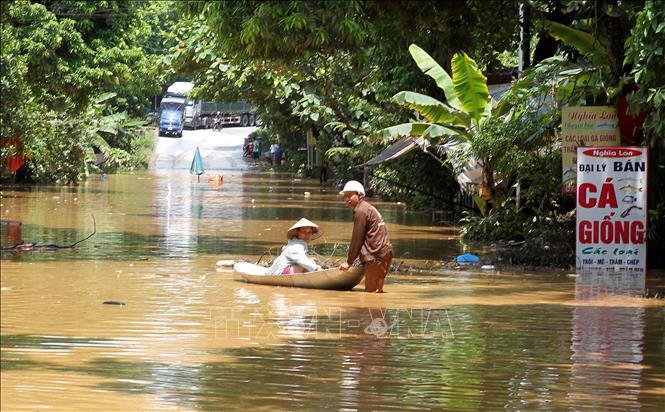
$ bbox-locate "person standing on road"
[213,112,222,130]
[275,144,284,166]
[339,180,393,293]
[320,158,329,184]
[270,142,278,164]
[253,138,260,160]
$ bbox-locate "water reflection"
[570,273,646,410]
[1,221,23,246]
[1,172,458,262]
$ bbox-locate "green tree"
[534,0,665,266]
[623,0,665,145]
[172,0,521,182]
[380,44,500,200]
[1,0,171,182]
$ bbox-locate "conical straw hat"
[286,218,322,240]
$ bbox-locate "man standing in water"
[339,180,393,292]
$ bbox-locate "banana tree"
[84,92,149,173]
[543,20,620,99]
[379,44,498,200]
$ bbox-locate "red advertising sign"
[576,146,648,275]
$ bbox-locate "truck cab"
[184,100,204,129]
[159,97,185,137]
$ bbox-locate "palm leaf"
[392,91,470,126]
[409,44,463,111]
[325,146,356,158]
[451,52,489,126]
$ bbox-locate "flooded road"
[1,148,664,410]
[152,127,257,170]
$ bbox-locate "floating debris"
[216,259,235,267]
[102,301,126,306]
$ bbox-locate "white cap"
[340,180,365,197]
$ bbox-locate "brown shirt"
[347,200,392,265]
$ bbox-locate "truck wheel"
[250,114,256,126]
[241,114,249,127]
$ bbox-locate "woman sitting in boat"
[268,218,323,275]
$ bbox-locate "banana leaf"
[93,92,117,104]
[408,44,463,111]
[422,124,470,142]
[544,20,610,68]
[392,91,470,126]
[376,122,432,142]
[451,52,489,126]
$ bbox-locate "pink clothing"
[282,266,293,275]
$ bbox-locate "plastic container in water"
[481,265,495,271]
[455,253,480,264]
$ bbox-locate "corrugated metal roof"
[356,137,429,167]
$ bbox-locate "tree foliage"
[523,0,664,266]
[380,45,501,202]
[3,0,661,266]
[1,0,171,182]
[172,0,521,194]
[623,0,665,145]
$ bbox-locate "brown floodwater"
[1,170,664,411]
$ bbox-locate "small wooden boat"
[233,262,365,291]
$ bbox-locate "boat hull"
[233,262,365,291]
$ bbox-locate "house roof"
[355,137,429,168]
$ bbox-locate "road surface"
[151,127,257,170]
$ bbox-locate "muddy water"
[1,171,664,411]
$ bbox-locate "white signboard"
[561,106,620,194]
[576,146,648,275]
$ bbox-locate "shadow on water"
[0,226,277,261]
[0,184,119,196]
[0,335,119,371]
[2,224,458,263]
